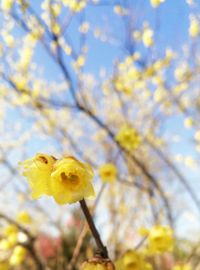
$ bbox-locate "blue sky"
[1,0,200,242]
[29,0,195,78]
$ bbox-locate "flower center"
[124,133,132,141]
[37,156,48,164]
[60,172,79,185]
[126,262,138,270]
[104,171,112,177]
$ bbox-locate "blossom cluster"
[20,154,95,204]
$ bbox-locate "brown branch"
[79,199,108,259]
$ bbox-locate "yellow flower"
[184,117,194,128]
[52,23,61,35]
[189,16,199,38]
[20,154,95,205]
[142,28,154,47]
[16,211,32,224]
[115,258,123,270]
[82,258,115,270]
[1,31,14,47]
[3,225,18,236]
[82,262,107,270]
[138,227,149,237]
[0,261,9,270]
[115,250,153,270]
[62,0,86,12]
[79,22,90,34]
[195,130,200,141]
[184,156,197,169]
[0,225,18,250]
[123,251,144,270]
[150,0,165,8]
[7,233,18,246]
[20,153,56,199]
[132,30,142,41]
[154,87,167,102]
[115,126,141,152]
[114,5,127,16]
[173,264,192,270]
[73,55,86,70]
[50,157,95,204]
[0,239,14,250]
[99,163,117,183]
[147,225,174,253]
[174,63,192,82]
[9,246,26,266]
[51,3,61,17]
[1,0,13,11]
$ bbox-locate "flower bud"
[82,256,115,270]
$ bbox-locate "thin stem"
[79,199,108,258]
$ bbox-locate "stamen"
[61,172,68,181]
[37,156,48,164]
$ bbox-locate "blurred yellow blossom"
[0,239,14,250]
[115,250,153,270]
[11,75,28,92]
[1,30,14,47]
[62,0,86,12]
[184,117,194,128]
[154,87,167,103]
[82,258,115,270]
[16,211,32,224]
[150,0,165,8]
[189,16,199,38]
[142,27,154,47]
[73,55,86,71]
[173,83,188,95]
[184,156,197,169]
[195,144,200,152]
[194,130,200,141]
[58,38,72,55]
[114,5,128,16]
[3,225,18,237]
[79,22,90,34]
[173,264,192,270]
[0,225,18,250]
[99,163,117,183]
[147,225,174,253]
[114,56,143,94]
[51,3,61,17]
[132,30,142,41]
[174,63,192,82]
[82,262,107,270]
[64,43,72,55]
[52,23,61,36]
[1,0,13,11]
[138,227,149,236]
[115,126,141,152]
[0,261,9,270]
[9,246,26,266]
[17,34,36,72]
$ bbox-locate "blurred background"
[0,0,200,269]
